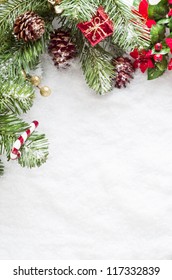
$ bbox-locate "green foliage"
[156,56,168,71]
[0,75,35,114]
[152,47,170,55]
[58,0,150,94]
[0,0,152,174]
[148,67,165,80]
[60,0,96,21]
[81,44,114,94]
[0,0,52,175]
[148,0,168,21]
[135,0,172,81]
[0,114,49,168]
[150,24,165,45]
[169,17,172,31]
[157,18,170,25]
[18,133,49,168]
[60,0,150,51]
[0,0,53,76]
[148,56,167,80]
[0,21,52,77]
[0,0,49,36]
[104,0,150,51]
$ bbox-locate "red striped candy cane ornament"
[10,121,39,160]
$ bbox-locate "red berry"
[154,43,162,51]
[153,54,163,62]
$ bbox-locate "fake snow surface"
[0,0,172,260]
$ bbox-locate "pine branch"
[0,78,35,115]
[18,134,49,168]
[0,21,52,77]
[80,44,114,94]
[0,0,49,36]
[0,33,14,53]
[60,0,98,21]
[54,23,114,94]
[60,0,150,51]
[0,114,49,169]
[0,114,27,155]
[103,0,150,51]
[0,0,53,77]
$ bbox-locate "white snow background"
[0,0,172,259]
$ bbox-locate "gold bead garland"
[22,70,52,97]
[30,75,51,97]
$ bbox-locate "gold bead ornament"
[29,75,51,97]
[40,86,51,97]
[30,76,41,86]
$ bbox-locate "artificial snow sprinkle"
[10,121,39,160]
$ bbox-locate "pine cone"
[48,29,77,68]
[13,11,45,42]
[112,57,135,89]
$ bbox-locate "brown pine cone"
[13,11,45,42]
[48,29,77,68]
[112,57,135,89]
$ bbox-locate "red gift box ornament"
[77,6,114,47]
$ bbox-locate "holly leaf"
[148,0,168,21]
[148,66,165,80]
[168,17,172,31]
[150,24,165,45]
[157,18,170,25]
[156,56,168,71]
[152,47,170,55]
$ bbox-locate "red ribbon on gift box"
[85,16,109,41]
[77,6,114,47]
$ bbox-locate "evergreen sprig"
[0,114,49,168]
[57,0,150,94]
[0,0,51,175]
[60,0,97,21]
[59,0,150,51]
[0,0,49,36]
[81,44,114,94]
[0,0,151,175]
[0,78,35,115]
[0,21,52,76]
[105,0,150,51]
[18,133,49,168]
